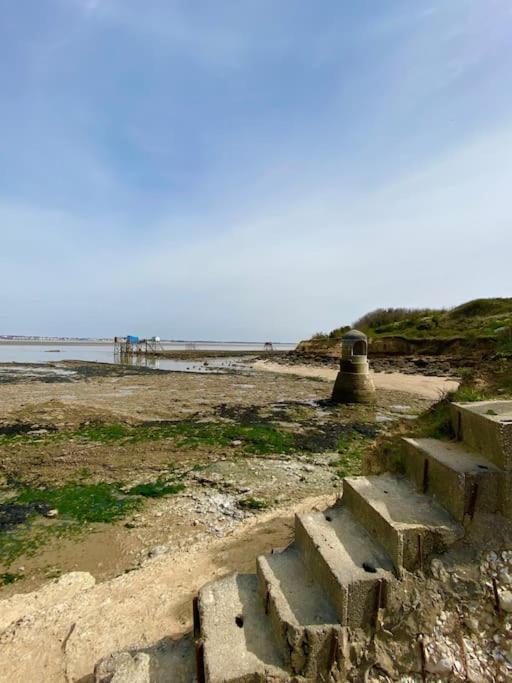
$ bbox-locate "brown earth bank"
[296,335,499,359]
[262,343,510,382]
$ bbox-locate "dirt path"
[251,360,459,399]
[0,494,334,683]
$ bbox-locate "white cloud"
[3,121,510,338]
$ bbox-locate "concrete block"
[197,574,288,683]
[451,401,512,471]
[401,437,501,521]
[295,506,393,628]
[343,475,463,573]
[256,546,339,677]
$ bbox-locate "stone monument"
[331,329,376,404]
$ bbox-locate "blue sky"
[1,0,511,340]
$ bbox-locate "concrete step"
[451,401,512,471]
[196,574,289,683]
[401,437,501,522]
[257,545,341,677]
[343,474,464,574]
[295,505,394,628]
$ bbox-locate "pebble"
[426,656,454,675]
[390,405,413,414]
[148,545,168,558]
[466,616,479,633]
[499,590,512,613]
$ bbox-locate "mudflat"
[0,360,436,599]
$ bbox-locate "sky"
[1,0,511,341]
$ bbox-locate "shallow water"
[0,343,295,374]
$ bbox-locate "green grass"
[238,497,269,510]
[412,399,454,439]
[330,429,367,478]
[0,522,83,566]
[0,476,186,566]
[127,480,185,498]
[307,297,512,343]
[452,386,487,402]
[0,420,298,455]
[15,483,141,523]
[496,339,512,358]
[500,376,512,394]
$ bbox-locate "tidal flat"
[0,360,431,596]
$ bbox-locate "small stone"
[500,570,512,585]
[230,440,242,447]
[499,590,512,613]
[467,663,488,683]
[390,405,413,414]
[148,545,167,558]
[465,616,479,633]
[431,558,450,582]
[426,656,454,675]
[45,509,59,518]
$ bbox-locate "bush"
[352,307,441,331]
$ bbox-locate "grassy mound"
[308,297,512,344]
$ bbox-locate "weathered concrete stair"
[343,473,463,574]
[194,401,512,682]
[451,401,512,518]
[451,401,512,471]
[295,506,393,627]
[195,482,463,681]
[197,574,289,683]
[401,437,501,521]
[256,545,341,678]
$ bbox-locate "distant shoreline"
[0,339,296,348]
[0,340,112,346]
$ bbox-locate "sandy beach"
[250,359,460,399]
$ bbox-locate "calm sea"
[0,342,296,373]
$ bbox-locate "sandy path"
[251,360,459,400]
[0,493,334,683]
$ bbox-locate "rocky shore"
[267,348,479,378]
